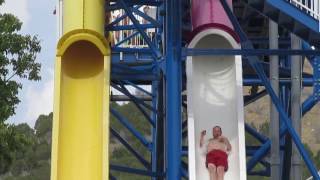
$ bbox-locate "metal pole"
[152,79,158,180]
[269,20,281,180]
[165,0,182,179]
[291,33,302,180]
[156,75,165,180]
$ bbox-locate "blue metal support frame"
[131,7,161,27]
[110,108,152,150]
[110,173,116,180]
[243,78,314,86]
[107,0,320,178]
[302,95,318,115]
[111,83,156,126]
[110,127,151,169]
[124,80,153,97]
[108,0,163,10]
[313,56,320,101]
[244,90,268,106]
[110,164,163,177]
[118,0,162,59]
[114,31,140,47]
[118,82,155,111]
[266,0,319,33]
[107,0,165,179]
[151,77,159,180]
[185,48,320,56]
[110,24,157,31]
[245,123,268,143]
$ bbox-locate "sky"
[0,0,56,126]
[0,0,151,127]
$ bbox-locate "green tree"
[34,113,52,143]
[0,0,41,175]
[1,113,53,179]
[0,0,41,123]
[0,123,31,174]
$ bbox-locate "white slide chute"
[187,28,247,180]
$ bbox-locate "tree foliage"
[0,0,41,122]
[0,1,41,176]
[0,113,52,180]
[0,123,31,174]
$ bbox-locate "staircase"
[241,0,320,48]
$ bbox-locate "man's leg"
[208,163,217,180]
[216,166,225,180]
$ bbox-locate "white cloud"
[24,68,54,126]
[0,0,30,28]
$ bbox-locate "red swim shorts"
[206,149,228,171]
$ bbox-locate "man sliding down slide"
[200,126,232,180]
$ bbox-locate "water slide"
[187,0,247,179]
[51,0,110,180]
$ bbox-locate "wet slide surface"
[187,29,247,180]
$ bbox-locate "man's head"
[212,126,222,138]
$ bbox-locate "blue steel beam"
[114,31,140,47]
[110,24,158,31]
[107,1,163,179]
[185,48,320,56]
[118,82,156,111]
[112,63,154,73]
[245,123,268,143]
[248,170,270,176]
[244,90,268,106]
[112,47,153,53]
[220,0,320,178]
[266,0,319,33]
[302,42,320,102]
[111,55,154,63]
[108,0,163,11]
[124,80,153,97]
[246,95,314,175]
[110,174,117,180]
[110,127,151,169]
[110,164,163,177]
[111,74,158,81]
[165,0,182,179]
[243,78,314,86]
[131,8,161,27]
[151,79,159,180]
[111,69,156,76]
[110,108,152,150]
[111,83,156,125]
[118,0,162,59]
[181,167,189,179]
[106,13,127,29]
[313,57,320,101]
[302,95,318,116]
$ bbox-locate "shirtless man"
[200,126,231,180]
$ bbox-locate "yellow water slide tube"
[51,0,110,180]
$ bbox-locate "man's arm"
[225,138,232,152]
[200,130,206,147]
